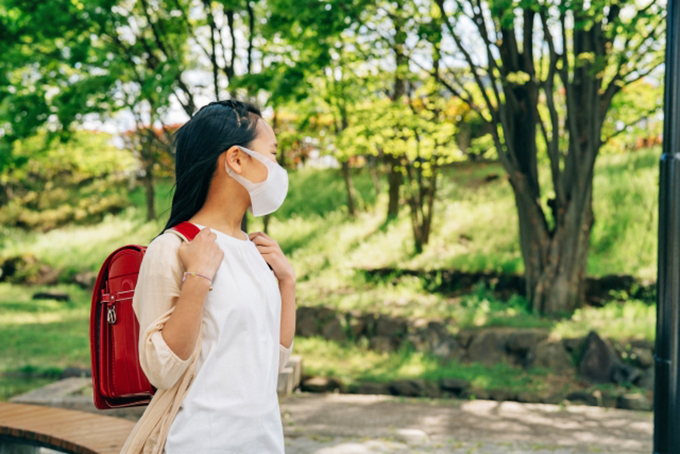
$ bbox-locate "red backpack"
[89,221,200,409]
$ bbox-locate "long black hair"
[154,99,262,240]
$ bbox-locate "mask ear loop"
[225,146,271,192]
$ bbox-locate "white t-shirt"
[163,223,287,453]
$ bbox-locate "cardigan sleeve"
[278,340,294,373]
[132,232,195,390]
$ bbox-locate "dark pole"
[655,1,680,452]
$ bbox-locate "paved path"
[279,393,653,453]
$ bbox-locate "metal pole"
[655,0,680,452]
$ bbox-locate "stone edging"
[295,305,654,411]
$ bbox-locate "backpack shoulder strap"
[165,221,201,243]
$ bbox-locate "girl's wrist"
[278,275,296,287]
[182,271,214,291]
[181,274,213,294]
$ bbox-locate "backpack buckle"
[107,294,117,324]
[107,305,117,324]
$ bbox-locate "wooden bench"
[0,402,135,454]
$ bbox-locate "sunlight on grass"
[0,283,91,378]
[1,208,167,280]
[554,299,656,341]
[293,336,553,394]
[590,150,659,280]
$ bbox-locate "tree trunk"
[405,160,438,254]
[241,215,249,234]
[263,213,269,234]
[515,181,594,316]
[386,155,402,219]
[341,160,356,216]
[422,171,437,245]
[143,164,156,221]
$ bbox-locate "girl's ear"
[224,146,243,174]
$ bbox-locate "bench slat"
[0,402,136,454]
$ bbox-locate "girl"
[121,99,296,454]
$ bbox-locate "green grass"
[0,147,662,400]
[293,335,556,396]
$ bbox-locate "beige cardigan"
[119,228,294,454]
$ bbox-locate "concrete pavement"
[279,392,652,453]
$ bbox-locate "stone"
[611,363,644,385]
[638,367,655,392]
[284,355,303,390]
[9,377,91,402]
[540,393,565,405]
[360,313,380,336]
[566,391,600,406]
[347,381,391,395]
[32,291,70,302]
[321,315,347,342]
[375,315,408,338]
[516,391,542,403]
[301,376,343,393]
[295,306,321,337]
[579,331,619,383]
[422,380,442,398]
[419,322,449,350]
[562,337,586,354]
[277,366,295,395]
[411,317,429,330]
[0,253,39,283]
[506,329,549,355]
[431,337,464,361]
[369,336,393,353]
[73,270,97,289]
[488,389,516,402]
[599,389,620,408]
[527,339,574,372]
[466,329,510,366]
[618,393,652,411]
[389,379,425,397]
[456,329,475,349]
[405,332,428,352]
[347,310,366,338]
[438,377,471,394]
[629,347,654,369]
[61,367,91,379]
[461,388,490,400]
[585,274,637,306]
[31,264,61,285]
[630,339,655,351]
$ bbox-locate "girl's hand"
[249,232,295,284]
[178,227,224,279]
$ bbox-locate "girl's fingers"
[254,246,278,254]
[251,236,274,246]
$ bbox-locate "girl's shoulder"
[143,231,184,266]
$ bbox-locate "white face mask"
[225,145,289,217]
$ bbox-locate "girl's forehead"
[256,117,276,140]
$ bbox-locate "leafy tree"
[352,0,432,219]
[0,130,133,231]
[600,78,663,153]
[1,0,271,224]
[343,84,460,252]
[238,0,373,217]
[428,0,665,315]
